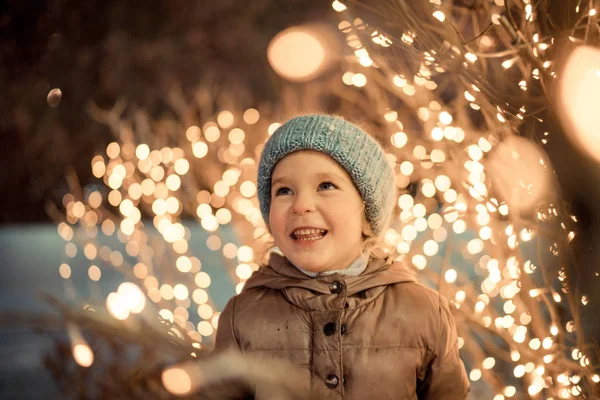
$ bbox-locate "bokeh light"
[268,27,328,81]
[558,45,600,163]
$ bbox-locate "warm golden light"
[243,108,260,124]
[268,27,328,82]
[176,256,192,273]
[197,304,214,319]
[332,0,347,11]
[174,159,190,175]
[236,263,253,279]
[558,45,600,163]
[136,144,150,160]
[268,123,281,135]
[173,284,189,300]
[106,142,120,159]
[488,136,549,212]
[352,73,367,87]
[192,141,208,158]
[106,292,130,320]
[236,282,245,294]
[162,366,193,396]
[469,368,481,381]
[185,126,201,142]
[88,191,103,208]
[197,320,214,336]
[73,344,94,367]
[59,263,71,279]
[68,323,94,367]
[215,208,232,224]
[432,11,446,22]
[201,215,218,232]
[193,289,209,305]
[228,128,245,144]
[206,235,222,251]
[237,245,254,262]
[88,265,101,281]
[117,282,146,314]
[217,111,235,129]
[391,132,408,148]
[160,284,174,301]
[195,272,211,288]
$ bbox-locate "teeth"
[293,228,326,236]
[296,235,324,241]
[292,228,327,241]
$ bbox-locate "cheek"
[269,209,282,228]
[269,205,288,233]
[327,207,363,233]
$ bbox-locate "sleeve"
[417,295,470,400]
[199,296,252,399]
[214,296,240,352]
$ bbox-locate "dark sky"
[0,0,332,223]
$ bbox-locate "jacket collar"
[243,252,417,297]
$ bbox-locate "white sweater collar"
[292,252,370,278]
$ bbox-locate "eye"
[275,187,292,196]
[318,181,337,191]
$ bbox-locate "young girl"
[215,114,470,399]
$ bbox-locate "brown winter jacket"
[214,252,470,399]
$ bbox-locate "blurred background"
[1,0,600,398]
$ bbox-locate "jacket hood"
[243,252,417,296]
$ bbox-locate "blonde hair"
[360,204,394,260]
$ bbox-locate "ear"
[361,212,371,237]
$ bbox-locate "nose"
[291,192,316,215]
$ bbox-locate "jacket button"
[325,374,339,389]
[323,322,336,336]
[341,323,346,335]
[329,281,342,294]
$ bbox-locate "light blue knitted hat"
[257,114,396,236]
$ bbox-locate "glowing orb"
[117,282,146,314]
[162,361,203,396]
[73,344,94,367]
[557,45,600,163]
[267,27,327,82]
[162,367,193,396]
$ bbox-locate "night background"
[1,0,600,398]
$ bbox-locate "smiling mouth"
[290,229,328,241]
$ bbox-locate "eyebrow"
[271,172,348,187]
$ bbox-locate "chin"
[288,255,328,272]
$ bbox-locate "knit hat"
[257,114,396,236]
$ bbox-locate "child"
[215,114,470,399]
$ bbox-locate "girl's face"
[269,150,366,273]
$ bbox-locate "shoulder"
[382,281,450,331]
[386,280,444,308]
